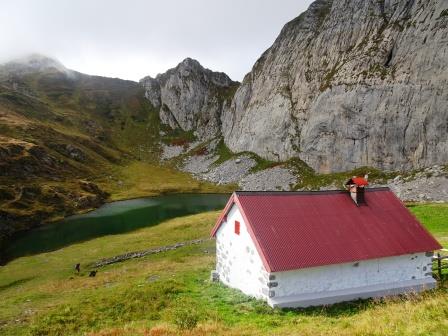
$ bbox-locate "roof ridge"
[235,187,390,196]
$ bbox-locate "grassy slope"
[0,204,447,336]
[99,161,233,201]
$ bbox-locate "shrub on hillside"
[172,305,199,330]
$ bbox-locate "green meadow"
[0,204,447,336]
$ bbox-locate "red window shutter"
[234,220,240,235]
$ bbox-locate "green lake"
[3,193,229,264]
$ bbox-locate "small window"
[234,220,240,235]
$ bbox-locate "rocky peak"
[156,57,235,88]
[140,58,238,139]
[278,0,332,35]
[176,57,202,71]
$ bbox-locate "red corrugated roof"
[211,188,441,272]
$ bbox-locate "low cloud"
[0,0,313,81]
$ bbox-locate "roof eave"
[210,192,236,237]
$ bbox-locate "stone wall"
[270,252,433,298]
[215,204,269,299]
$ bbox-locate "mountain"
[0,54,239,251]
[0,53,71,77]
[140,58,238,139]
[2,0,448,247]
[220,0,448,173]
[0,54,159,249]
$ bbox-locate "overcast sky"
[0,0,313,81]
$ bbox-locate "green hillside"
[0,62,228,249]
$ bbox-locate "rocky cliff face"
[221,0,448,173]
[140,58,238,139]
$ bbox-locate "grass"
[409,203,448,246]
[97,161,233,201]
[212,138,280,173]
[160,127,196,148]
[214,138,235,165]
[0,204,447,335]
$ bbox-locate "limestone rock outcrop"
[221,0,448,172]
[140,58,239,139]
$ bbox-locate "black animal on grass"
[89,270,97,277]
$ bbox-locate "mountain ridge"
[134,0,448,174]
[0,53,237,250]
[0,55,158,249]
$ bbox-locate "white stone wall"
[215,204,268,299]
[270,252,434,298]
